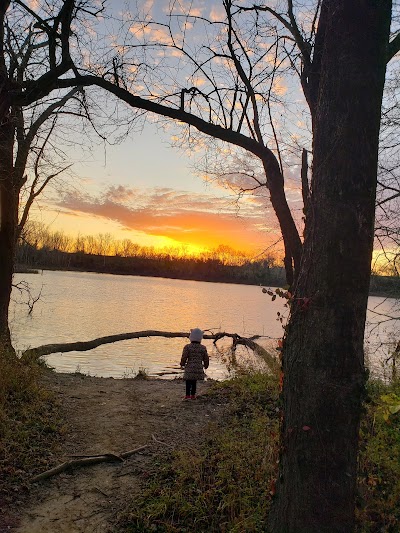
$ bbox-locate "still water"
[10,270,398,379]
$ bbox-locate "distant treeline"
[16,243,286,286]
[369,274,400,298]
[15,224,400,295]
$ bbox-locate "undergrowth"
[117,371,280,532]
[117,371,400,533]
[2,350,398,532]
[0,353,63,504]
[357,379,400,532]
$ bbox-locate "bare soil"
[11,372,225,533]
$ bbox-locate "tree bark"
[0,0,15,355]
[0,119,17,356]
[269,1,392,531]
[261,156,303,288]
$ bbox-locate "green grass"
[356,379,400,532]
[0,353,63,499]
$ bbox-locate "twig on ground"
[93,487,110,498]
[151,434,173,448]
[31,445,150,483]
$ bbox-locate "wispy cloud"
[54,185,277,251]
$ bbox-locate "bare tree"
[375,63,400,278]
[3,1,400,528]
[46,0,305,285]
[0,0,109,354]
[46,1,397,529]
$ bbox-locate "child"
[180,328,209,400]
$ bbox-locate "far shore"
[14,264,400,298]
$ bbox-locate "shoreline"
[14,265,400,298]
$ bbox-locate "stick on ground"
[31,445,150,483]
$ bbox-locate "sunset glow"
[36,205,279,257]
[33,175,283,259]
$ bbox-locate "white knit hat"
[189,328,203,342]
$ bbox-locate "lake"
[10,270,398,380]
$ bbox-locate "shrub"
[117,371,279,532]
[357,379,400,532]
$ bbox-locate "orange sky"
[29,116,308,259]
[37,182,292,256]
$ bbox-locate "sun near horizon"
[27,206,398,272]
[30,199,281,262]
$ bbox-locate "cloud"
[105,185,137,202]
[164,1,204,17]
[209,5,225,22]
[54,185,277,252]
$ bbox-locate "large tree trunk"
[269,1,391,531]
[0,0,16,356]
[0,119,17,356]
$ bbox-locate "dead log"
[31,445,149,483]
[21,330,279,373]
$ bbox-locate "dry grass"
[117,371,280,532]
[117,371,400,533]
[0,354,63,508]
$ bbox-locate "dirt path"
[15,372,224,533]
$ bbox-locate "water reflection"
[10,270,398,379]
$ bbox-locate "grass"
[0,353,63,504]
[116,370,400,533]
[117,371,280,532]
[357,379,400,532]
[1,349,399,532]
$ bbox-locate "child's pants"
[186,380,197,396]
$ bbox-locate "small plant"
[357,379,400,531]
[122,367,137,379]
[72,365,91,378]
[378,393,400,422]
[385,340,400,382]
[134,367,149,380]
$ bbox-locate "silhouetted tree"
[54,1,396,529]
[5,1,400,528]
[0,1,106,354]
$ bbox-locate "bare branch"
[14,86,81,185]
[387,32,400,62]
[31,445,149,483]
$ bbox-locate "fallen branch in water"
[31,445,149,483]
[21,330,279,373]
